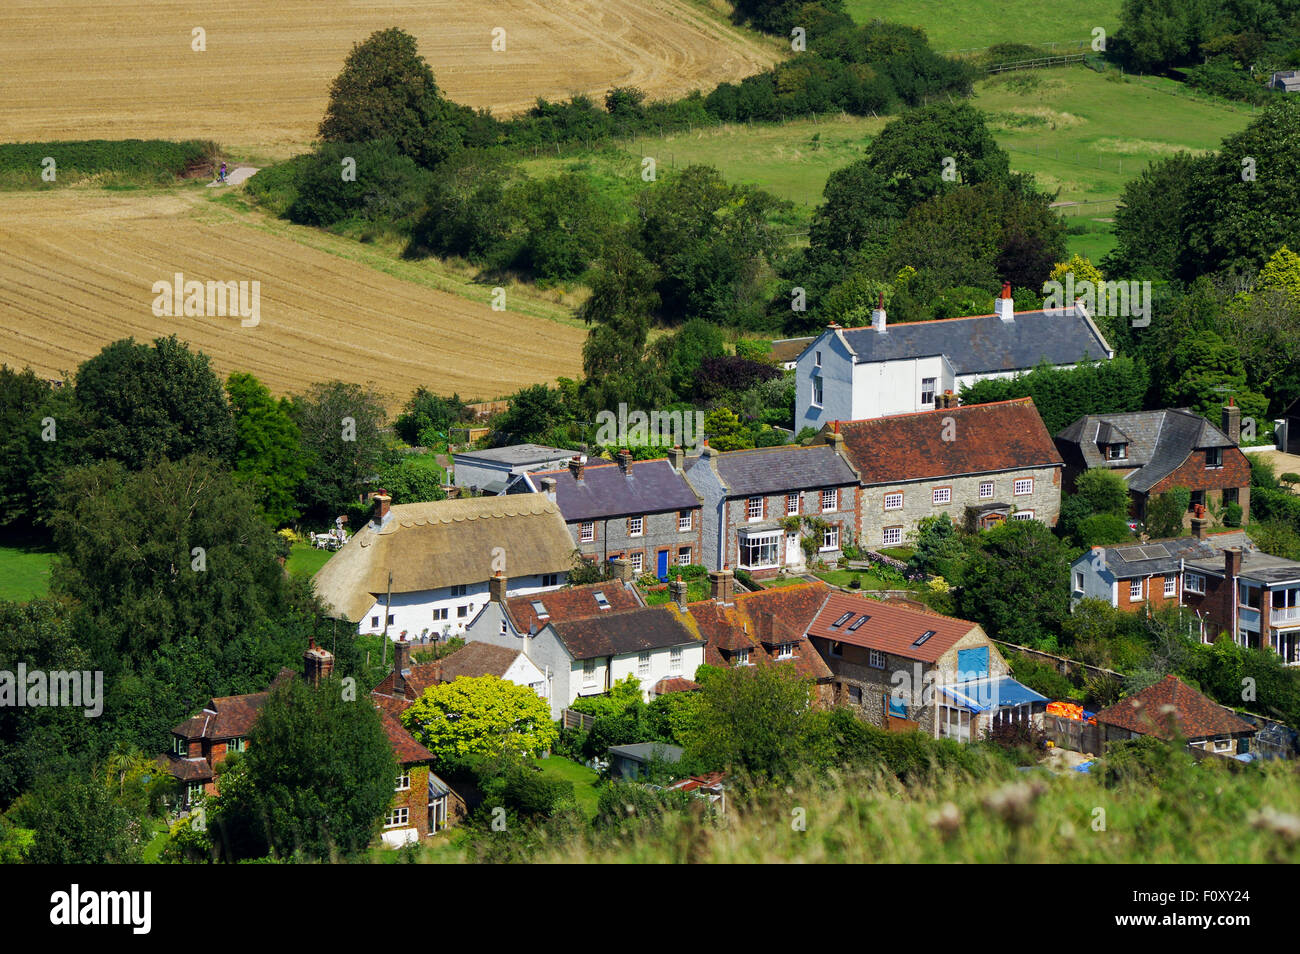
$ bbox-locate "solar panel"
[912,630,936,646]
[831,612,854,628]
[847,614,871,632]
[1116,547,1147,561]
[1140,545,1169,560]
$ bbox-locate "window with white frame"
[1129,579,1143,601]
[921,377,936,405]
[1010,510,1035,521]
[638,652,651,678]
[173,736,186,756]
[580,521,594,542]
[630,552,643,573]
[457,605,469,618]
[396,771,410,791]
[187,781,204,803]
[628,516,643,537]
[1074,571,1084,593]
[583,658,597,686]
[979,481,994,499]
[1206,448,1223,468]
[822,488,838,512]
[1164,575,1177,597]
[1185,573,1206,595]
[735,648,750,666]
[821,525,840,551]
[432,607,449,621]
[678,510,692,531]
[868,649,886,669]
[932,487,951,505]
[940,706,971,743]
[740,530,780,569]
[677,546,691,566]
[815,350,822,368]
[786,492,800,515]
[747,496,764,521]
[385,807,410,829]
[812,377,823,407]
[1013,478,1034,496]
[670,647,683,673]
[1213,736,1233,752]
[884,492,903,511]
[882,526,902,546]
[770,642,790,660]
[227,738,246,754]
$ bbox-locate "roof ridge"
[840,307,1074,332]
[837,397,1034,426]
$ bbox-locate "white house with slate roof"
[795,285,1114,432]
[451,444,575,495]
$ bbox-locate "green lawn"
[844,0,1122,52]
[535,756,602,819]
[0,544,54,601]
[286,541,334,578]
[814,568,906,590]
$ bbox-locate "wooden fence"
[987,53,1087,74]
[561,709,596,732]
[1044,714,1103,755]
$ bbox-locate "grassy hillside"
[844,0,1122,52]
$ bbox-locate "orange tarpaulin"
[1046,701,1096,724]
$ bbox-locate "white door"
[785,532,801,568]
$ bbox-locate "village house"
[1054,404,1251,525]
[770,336,816,371]
[463,575,704,718]
[804,593,1047,741]
[820,398,1064,547]
[794,285,1113,431]
[1095,675,1256,756]
[677,570,836,705]
[511,449,703,578]
[371,637,549,710]
[451,443,574,495]
[310,492,576,640]
[159,643,461,847]
[683,441,861,577]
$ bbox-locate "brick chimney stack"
[304,639,335,688]
[1222,398,1241,445]
[1191,503,1208,540]
[872,291,887,334]
[617,448,633,474]
[394,635,411,677]
[568,455,584,481]
[489,571,508,603]
[611,556,634,583]
[539,476,557,503]
[668,445,685,472]
[709,567,736,604]
[372,491,391,522]
[996,282,1015,322]
[670,578,689,610]
[1224,546,1243,582]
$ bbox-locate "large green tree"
[402,676,557,762]
[72,336,234,470]
[0,366,74,531]
[16,772,142,864]
[290,380,387,519]
[226,372,305,527]
[958,520,1071,648]
[242,677,397,859]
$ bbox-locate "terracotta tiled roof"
[653,676,700,694]
[1095,675,1255,741]
[156,753,213,782]
[806,592,978,664]
[377,708,435,766]
[685,582,835,680]
[505,581,643,632]
[830,399,1062,485]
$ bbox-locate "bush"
[284,140,431,229]
[0,138,217,188]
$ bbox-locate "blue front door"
[657,549,669,582]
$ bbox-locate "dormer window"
[173,736,186,756]
[1106,443,1127,461]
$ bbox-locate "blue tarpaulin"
[940,676,1049,713]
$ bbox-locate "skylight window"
[593,591,610,610]
[831,612,854,628]
[531,600,549,620]
[847,615,870,632]
[912,630,936,647]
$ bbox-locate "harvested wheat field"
[0,0,776,158]
[0,189,586,408]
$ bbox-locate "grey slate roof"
[608,742,684,763]
[708,444,859,497]
[529,458,700,521]
[1055,409,1237,494]
[1085,531,1251,579]
[550,605,699,660]
[456,443,572,466]
[1185,546,1300,586]
[838,307,1111,374]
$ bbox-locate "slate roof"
[530,458,700,521]
[830,399,1062,485]
[1096,675,1255,741]
[550,605,700,660]
[1055,409,1238,494]
[1081,531,1252,580]
[708,444,859,497]
[837,306,1111,374]
[505,581,644,632]
[455,444,573,466]
[1183,546,1300,586]
[311,493,576,621]
[684,582,835,680]
[806,592,979,664]
[609,742,684,763]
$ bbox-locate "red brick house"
[1055,405,1251,526]
[1095,674,1255,755]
